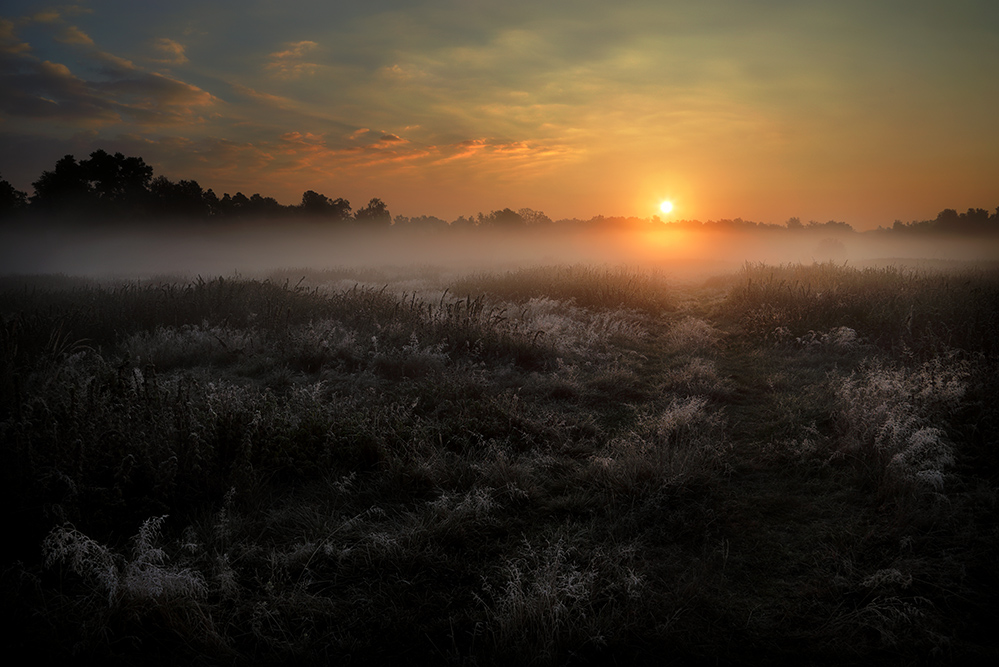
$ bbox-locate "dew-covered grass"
[1,262,996,664]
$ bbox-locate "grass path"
[628,300,925,663]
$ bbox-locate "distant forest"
[2,149,997,236]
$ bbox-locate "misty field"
[1,262,997,665]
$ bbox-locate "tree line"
[0,150,391,227]
[1,149,997,236]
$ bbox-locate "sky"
[1,0,997,228]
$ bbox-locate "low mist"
[2,219,997,282]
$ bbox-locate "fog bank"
[2,220,997,281]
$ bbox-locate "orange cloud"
[56,25,93,46]
[149,38,188,65]
[432,138,573,169]
[29,11,61,23]
[0,18,30,54]
[230,83,300,110]
[265,40,320,79]
[152,131,574,204]
[0,44,215,127]
[93,51,138,72]
[379,63,427,82]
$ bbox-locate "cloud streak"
[55,25,93,46]
[0,16,214,127]
[266,40,320,79]
[149,38,188,65]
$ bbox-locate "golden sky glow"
[1,1,997,228]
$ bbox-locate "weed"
[42,515,207,607]
[835,357,968,488]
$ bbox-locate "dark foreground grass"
[1,262,997,665]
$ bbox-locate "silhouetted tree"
[354,197,391,227]
[216,192,252,219]
[450,215,476,231]
[247,193,284,217]
[880,208,999,235]
[31,155,91,212]
[80,149,153,216]
[806,219,854,233]
[301,190,331,215]
[298,190,351,221]
[30,151,156,219]
[203,188,220,217]
[149,176,209,218]
[0,174,28,220]
[940,207,994,234]
[481,208,525,229]
[935,209,959,227]
[518,208,553,227]
[329,197,352,220]
[217,193,235,217]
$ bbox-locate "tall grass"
[834,356,969,495]
[2,264,996,664]
[722,262,999,356]
[477,531,646,664]
[450,264,676,314]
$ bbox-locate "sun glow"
[659,200,673,215]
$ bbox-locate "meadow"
[1,261,997,665]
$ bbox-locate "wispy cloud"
[149,38,188,65]
[0,18,30,54]
[265,40,320,79]
[55,25,93,46]
[0,20,214,127]
[230,83,298,110]
[28,10,61,24]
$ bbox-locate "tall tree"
[329,197,352,221]
[31,155,91,212]
[80,149,153,216]
[517,208,552,228]
[354,198,390,227]
[300,190,333,217]
[247,193,284,217]
[481,208,525,229]
[0,174,28,220]
[149,176,209,218]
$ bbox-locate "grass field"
[1,261,997,665]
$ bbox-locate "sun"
[659,200,674,214]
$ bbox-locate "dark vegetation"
[2,150,997,238]
[1,261,997,664]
